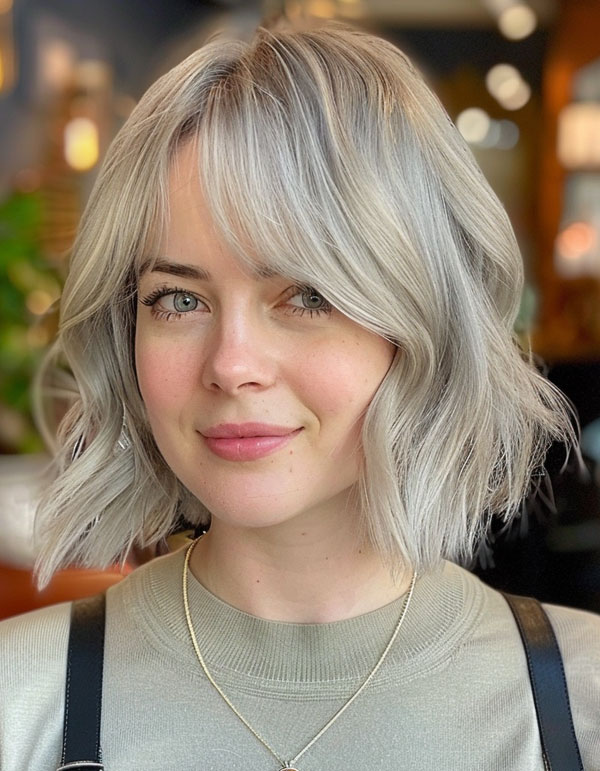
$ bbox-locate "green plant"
[0,191,62,453]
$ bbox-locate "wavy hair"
[33,19,576,588]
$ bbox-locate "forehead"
[170,139,201,183]
[138,141,279,281]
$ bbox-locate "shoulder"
[0,600,71,697]
[454,564,600,671]
[444,562,600,650]
[451,565,600,764]
[543,600,600,661]
[0,602,72,768]
[542,601,600,762]
[0,602,71,658]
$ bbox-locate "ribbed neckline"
[130,545,483,692]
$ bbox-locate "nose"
[201,310,277,395]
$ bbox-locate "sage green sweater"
[1,546,599,770]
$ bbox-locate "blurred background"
[0,0,599,618]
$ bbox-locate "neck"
[188,513,411,623]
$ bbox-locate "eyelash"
[139,284,332,322]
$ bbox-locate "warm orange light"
[64,118,99,171]
[0,0,13,13]
[557,103,600,169]
[26,290,54,316]
[41,40,76,91]
[555,222,597,261]
[305,0,335,18]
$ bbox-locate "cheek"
[135,332,193,414]
[298,335,395,418]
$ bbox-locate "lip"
[200,423,303,462]
[202,423,299,439]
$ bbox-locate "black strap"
[503,593,584,771]
[58,593,106,771]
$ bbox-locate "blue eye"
[140,286,203,320]
[300,289,328,310]
[171,293,198,312]
[285,287,332,317]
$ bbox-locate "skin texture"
[135,142,409,622]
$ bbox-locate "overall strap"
[57,593,106,771]
[502,592,584,771]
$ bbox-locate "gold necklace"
[182,537,417,771]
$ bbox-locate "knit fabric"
[1,545,599,770]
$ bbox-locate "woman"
[1,19,598,771]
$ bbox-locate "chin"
[188,490,291,525]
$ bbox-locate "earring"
[117,409,132,451]
[71,433,85,462]
[70,407,131,461]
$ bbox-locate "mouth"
[200,424,303,462]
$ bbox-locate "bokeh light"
[25,290,54,316]
[555,222,598,261]
[499,80,531,110]
[456,109,520,151]
[40,40,76,92]
[498,4,537,40]
[64,117,99,171]
[305,0,336,18]
[486,64,520,100]
[558,103,600,169]
[456,108,491,144]
[486,63,531,111]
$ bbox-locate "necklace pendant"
[280,766,299,771]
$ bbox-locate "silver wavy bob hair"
[33,19,576,588]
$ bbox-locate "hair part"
[33,19,576,588]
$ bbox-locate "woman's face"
[135,142,395,534]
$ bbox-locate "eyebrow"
[139,258,278,281]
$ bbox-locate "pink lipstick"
[201,423,302,461]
